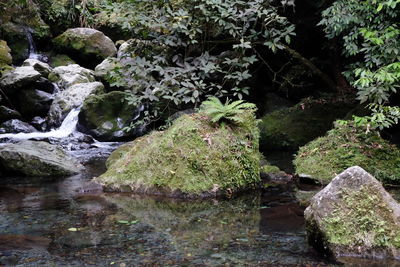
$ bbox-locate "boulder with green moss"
[294,123,400,185]
[78,91,141,141]
[259,99,353,151]
[54,28,117,68]
[95,111,260,198]
[49,54,76,68]
[305,166,400,259]
[0,40,12,66]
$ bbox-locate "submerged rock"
[78,91,141,141]
[305,166,400,260]
[259,98,353,151]
[54,28,117,68]
[96,111,260,198]
[0,66,42,89]
[49,64,95,89]
[0,141,83,177]
[294,122,400,185]
[0,119,37,133]
[48,82,104,126]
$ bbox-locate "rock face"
[259,99,353,151]
[78,91,140,141]
[0,106,21,123]
[49,64,95,88]
[48,82,104,126]
[0,66,41,89]
[294,123,400,185]
[17,89,53,118]
[0,119,37,133]
[0,141,83,177]
[95,110,260,198]
[305,166,400,259]
[54,28,117,68]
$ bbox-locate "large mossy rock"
[54,28,117,68]
[78,91,139,141]
[96,111,261,198]
[0,141,83,177]
[305,166,400,259]
[0,40,12,66]
[48,82,104,126]
[259,99,353,151]
[294,123,400,185]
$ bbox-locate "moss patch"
[259,98,353,151]
[97,111,260,198]
[294,123,400,185]
[0,40,12,65]
[323,185,400,249]
[50,54,75,67]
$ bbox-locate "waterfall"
[0,108,81,141]
[25,27,48,62]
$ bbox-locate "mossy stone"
[259,98,353,151]
[96,111,261,198]
[49,54,76,67]
[78,91,139,141]
[0,40,12,65]
[294,122,400,185]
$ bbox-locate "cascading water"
[0,108,81,140]
[25,27,47,62]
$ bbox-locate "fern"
[200,97,256,124]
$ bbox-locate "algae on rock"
[96,110,260,198]
[294,122,400,185]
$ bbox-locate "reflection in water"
[0,162,399,266]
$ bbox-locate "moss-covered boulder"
[305,166,400,259]
[78,91,140,141]
[294,123,400,185]
[95,111,260,198]
[0,141,83,177]
[259,99,353,151]
[49,54,76,68]
[54,28,117,68]
[0,40,12,66]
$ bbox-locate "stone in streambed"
[0,141,83,177]
[305,166,400,260]
[0,119,37,133]
[0,66,41,89]
[0,106,22,123]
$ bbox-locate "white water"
[0,108,81,140]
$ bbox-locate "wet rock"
[0,141,83,177]
[32,77,56,94]
[260,164,293,184]
[22,58,52,77]
[96,110,260,198]
[305,166,400,260]
[294,122,400,185]
[49,64,95,89]
[0,66,42,90]
[48,82,104,126]
[30,116,47,131]
[0,119,37,133]
[17,89,53,118]
[54,28,117,68]
[259,98,353,151]
[0,106,22,123]
[78,91,141,141]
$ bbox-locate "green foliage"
[319,0,400,129]
[100,0,295,127]
[294,122,400,185]
[200,97,256,124]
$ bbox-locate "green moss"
[323,185,400,249]
[294,122,400,185]
[98,111,261,197]
[260,164,281,174]
[259,98,353,151]
[0,40,12,65]
[50,54,75,67]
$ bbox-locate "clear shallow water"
[0,159,400,266]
